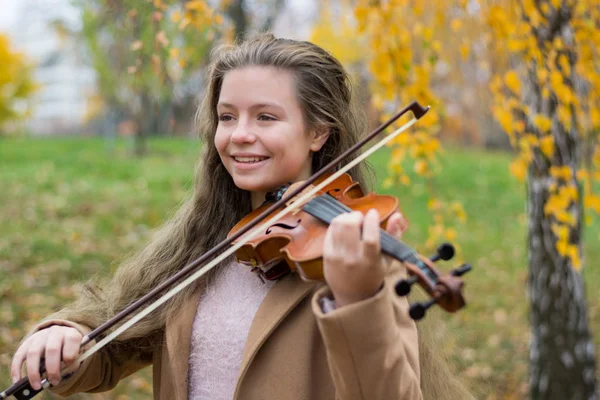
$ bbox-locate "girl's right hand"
[10,326,83,390]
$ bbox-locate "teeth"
[234,156,267,163]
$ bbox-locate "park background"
[1,0,599,399]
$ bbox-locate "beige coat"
[37,266,422,400]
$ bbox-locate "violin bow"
[2,102,428,400]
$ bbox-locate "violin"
[229,172,471,320]
[2,101,472,399]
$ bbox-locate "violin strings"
[307,194,438,284]
[309,195,414,261]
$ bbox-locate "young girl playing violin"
[10,34,472,400]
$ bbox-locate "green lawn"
[1,137,598,399]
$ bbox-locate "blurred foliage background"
[1,0,599,398]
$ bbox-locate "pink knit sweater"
[187,261,275,399]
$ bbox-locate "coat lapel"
[165,289,202,400]
[234,272,318,398]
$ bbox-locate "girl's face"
[215,66,329,208]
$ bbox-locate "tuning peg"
[430,242,455,262]
[395,276,418,296]
[451,263,472,277]
[409,298,438,320]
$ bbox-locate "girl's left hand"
[323,209,408,308]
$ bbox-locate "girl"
[10,34,472,400]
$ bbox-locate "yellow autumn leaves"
[309,4,364,67]
[487,0,600,270]
[0,33,37,134]
[426,199,467,250]
[345,1,464,252]
[171,0,224,31]
[312,0,600,264]
[168,1,225,68]
[546,166,581,268]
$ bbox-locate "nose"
[230,119,257,145]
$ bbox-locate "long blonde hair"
[46,33,471,399]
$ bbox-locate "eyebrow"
[217,102,283,110]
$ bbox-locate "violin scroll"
[395,241,473,320]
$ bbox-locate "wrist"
[332,283,384,308]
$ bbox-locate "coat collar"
[165,270,317,400]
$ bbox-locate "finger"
[62,329,82,367]
[385,212,401,237]
[386,212,408,238]
[362,209,381,259]
[330,211,363,254]
[45,329,64,386]
[26,337,47,390]
[11,340,30,383]
[398,212,409,234]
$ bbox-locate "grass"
[0,137,598,399]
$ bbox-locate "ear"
[309,125,331,152]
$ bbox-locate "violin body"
[228,173,399,281]
[228,172,471,318]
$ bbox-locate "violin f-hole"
[266,219,302,234]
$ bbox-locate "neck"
[251,191,267,210]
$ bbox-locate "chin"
[232,176,278,192]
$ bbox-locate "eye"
[218,114,234,122]
[258,114,277,121]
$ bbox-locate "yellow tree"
[352,0,599,398]
[487,0,599,398]
[309,2,387,131]
[71,0,223,154]
[0,33,37,136]
[350,0,467,258]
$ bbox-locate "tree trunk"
[133,93,151,157]
[528,174,597,399]
[526,2,597,399]
[227,0,247,41]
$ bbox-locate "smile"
[233,156,269,163]
[231,156,270,170]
